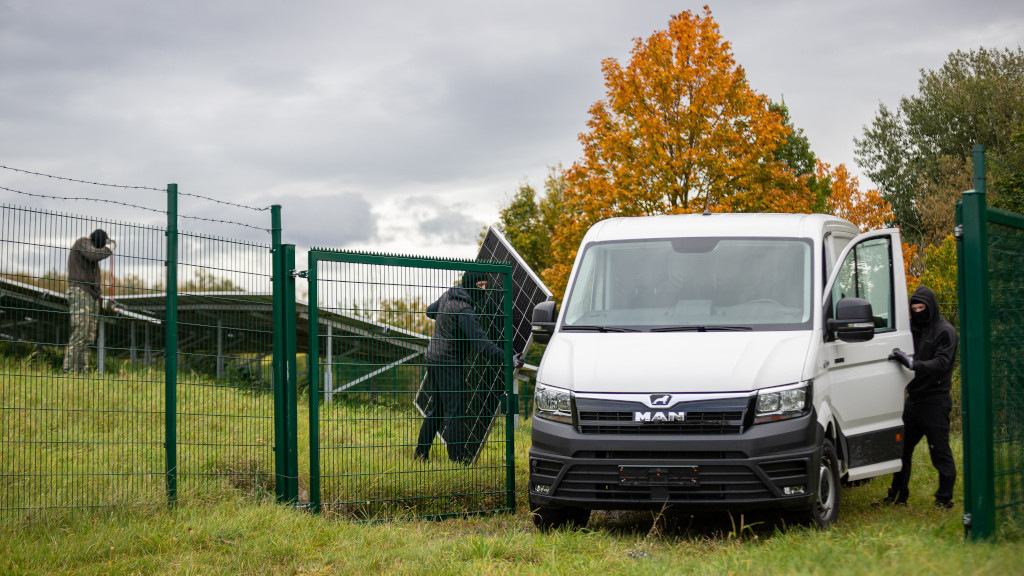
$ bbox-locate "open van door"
[821,228,913,481]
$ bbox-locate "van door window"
[831,236,894,332]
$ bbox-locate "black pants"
[888,397,957,503]
[415,363,469,463]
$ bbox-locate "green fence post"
[271,206,291,503]
[307,253,321,514]
[165,183,179,506]
[503,270,516,511]
[956,200,970,540]
[961,144,994,540]
[282,244,299,504]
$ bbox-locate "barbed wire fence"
[0,164,281,513]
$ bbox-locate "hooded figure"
[885,285,959,508]
[415,271,503,464]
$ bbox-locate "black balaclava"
[910,285,939,328]
[90,229,108,249]
[460,271,488,305]
[461,271,487,290]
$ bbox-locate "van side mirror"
[532,300,557,345]
[827,297,875,343]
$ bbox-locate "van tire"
[800,438,840,528]
[531,504,591,531]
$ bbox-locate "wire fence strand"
[0,164,271,212]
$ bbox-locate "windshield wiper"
[561,325,641,333]
[649,325,753,332]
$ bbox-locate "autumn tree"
[544,7,817,299]
[855,46,1024,246]
[813,160,919,287]
[773,101,831,213]
[495,167,566,277]
[817,161,892,232]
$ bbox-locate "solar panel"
[414,226,552,463]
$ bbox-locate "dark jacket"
[425,286,503,365]
[67,236,112,300]
[906,286,959,403]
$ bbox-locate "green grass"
[3,358,1023,574]
[0,357,513,519]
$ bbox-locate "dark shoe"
[934,499,954,510]
[873,495,906,507]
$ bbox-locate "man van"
[528,213,913,529]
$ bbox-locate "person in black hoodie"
[885,285,959,509]
[414,271,504,464]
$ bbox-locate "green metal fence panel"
[1,178,286,514]
[1,204,168,512]
[960,144,1024,540]
[305,250,514,519]
[168,225,277,504]
[987,213,1024,533]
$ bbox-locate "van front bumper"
[528,411,823,512]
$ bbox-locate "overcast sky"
[2,0,1022,259]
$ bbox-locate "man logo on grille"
[650,394,672,407]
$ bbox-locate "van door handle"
[834,357,845,364]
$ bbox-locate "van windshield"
[562,237,813,331]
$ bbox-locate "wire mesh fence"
[959,144,1024,540]
[171,230,277,502]
[1,167,528,520]
[1,205,168,512]
[986,220,1024,531]
[0,169,282,514]
[306,252,515,519]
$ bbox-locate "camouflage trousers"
[63,285,99,373]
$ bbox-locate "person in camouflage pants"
[63,229,114,373]
[64,285,100,373]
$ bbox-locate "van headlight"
[754,382,811,424]
[534,382,573,424]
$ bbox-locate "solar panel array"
[415,227,552,462]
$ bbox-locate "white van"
[529,213,913,529]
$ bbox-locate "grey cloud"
[406,197,486,245]
[276,192,377,248]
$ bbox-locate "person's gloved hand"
[889,348,914,370]
[513,352,524,369]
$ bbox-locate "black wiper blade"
[561,325,641,333]
[649,325,753,332]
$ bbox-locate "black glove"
[888,348,914,370]
[513,353,524,369]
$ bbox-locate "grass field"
[2,359,1023,575]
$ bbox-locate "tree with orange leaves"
[816,161,892,232]
[814,160,919,288]
[543,7,816,300]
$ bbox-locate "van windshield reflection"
[561,237,813,331]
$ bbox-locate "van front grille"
[574,396,752,436]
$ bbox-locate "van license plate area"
[618,465,699,487]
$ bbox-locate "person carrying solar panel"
[415,270,521,464]
[63,229,115,373]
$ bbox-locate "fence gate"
[302,250,515,519]
[959,145,1024,540]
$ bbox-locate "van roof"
[582,213,859,243]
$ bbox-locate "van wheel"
[801,438,840,528]
[531,504,591,531]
